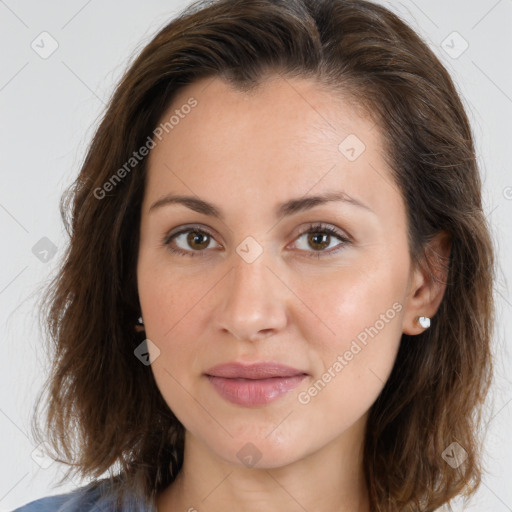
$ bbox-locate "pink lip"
[205,362,308,406]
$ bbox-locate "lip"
[205,362,307,379]
[204,362,308,407]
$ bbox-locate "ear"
[402,230,452,335]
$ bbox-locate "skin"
[136,74,450,512]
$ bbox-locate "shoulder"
[11,479,156,512]
[11,481,102,512]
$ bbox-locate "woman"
[14,0,495,510]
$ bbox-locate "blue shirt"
[11,479,157,512]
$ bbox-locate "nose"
[213,253,289,342]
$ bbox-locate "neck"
[156,416,370,512]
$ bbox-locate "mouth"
[204,362,309,406]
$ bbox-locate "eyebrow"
[148,191,374,219]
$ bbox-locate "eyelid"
[292,222,351,243]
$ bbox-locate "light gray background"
[1,1,511,510]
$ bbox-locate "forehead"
[143,75,401,222]
[155,75,373,154]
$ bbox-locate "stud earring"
[135,316,145,333]
[417,316,430,329]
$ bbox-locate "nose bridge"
[214,248,288,341]
[231,251,270,298]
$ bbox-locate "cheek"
[293,276,403,434]
[136,258,208,389]
[294,255,405,345]
[137,250,208,341]
[290,252,406,400]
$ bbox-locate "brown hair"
[32,0,495,510]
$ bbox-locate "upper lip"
[205,362,308,379]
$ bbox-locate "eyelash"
[161,223,351,259]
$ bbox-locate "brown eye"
[163,226,220,257]
[293,223,351,258]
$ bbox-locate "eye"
[161,222,351,258]
[162,225,220,257]
[291,223,351,258]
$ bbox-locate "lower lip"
[206,374,307,406]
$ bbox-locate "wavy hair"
[32,0,495,510]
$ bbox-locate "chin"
[206,428,309,470]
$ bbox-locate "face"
[137,75,414,468]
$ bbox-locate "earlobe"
[402,231,451,335]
